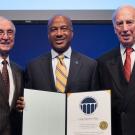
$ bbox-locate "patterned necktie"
[55,55,68,93]
[2,59,10,97]
[124,47,133,82]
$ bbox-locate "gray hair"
[112,5,135,26]
[0,16,16,33]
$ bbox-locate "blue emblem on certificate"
[80,97,97,114]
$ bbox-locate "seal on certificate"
[99,121,108,130]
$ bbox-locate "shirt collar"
[0,56,10,65]
[120,43,135,55]
[51,47,72,59]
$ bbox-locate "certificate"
[23,89,66,135]
[67,90,111,135]
[23,89,111,135]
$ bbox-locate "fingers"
[16,96,25,112]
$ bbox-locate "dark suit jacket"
[0,61,24,135]
[25,51,98,92]
[97,47,135,135]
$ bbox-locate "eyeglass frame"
[0,29,15,37]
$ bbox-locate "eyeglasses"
[0,29,14,37]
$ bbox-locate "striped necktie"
[55,55,68,93]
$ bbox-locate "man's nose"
[2,32,9,39]
[123,23,128,31]
[56,29,63,36]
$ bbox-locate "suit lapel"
[123,63,135,108]
[40,53,56,92]
[106,48,135,109]
[129,62,135,84]
[106,48,127,94]
[10,62,21,109]
[65,52,81,92]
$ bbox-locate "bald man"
[25,15,98,93]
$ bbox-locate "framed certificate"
[23,89,111,135]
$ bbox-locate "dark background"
[10,21,119,68]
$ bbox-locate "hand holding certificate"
[23,89,111,135]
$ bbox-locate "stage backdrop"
[10,22,119,68]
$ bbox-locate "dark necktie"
[124,48,133,82]
[2,59,10,97]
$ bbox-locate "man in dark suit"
[0,16,24,135]
[25,15,98,93]
[97,5,135,135]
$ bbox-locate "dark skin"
[21,15,72,111]
[48,15,73,54]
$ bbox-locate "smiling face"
[0,17,15,55]
[48,15,73,53]
[113,6,135,47]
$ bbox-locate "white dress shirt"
[0,56,15,106]
[120,44,135,72]
[51,47,72,83]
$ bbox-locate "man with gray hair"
[97,5,135,135]
[0,16,24,135]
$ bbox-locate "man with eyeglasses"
[0,16,24,135]
[25,15,99,93]
[97,5,135,135]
